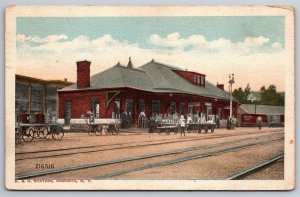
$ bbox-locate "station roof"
[240,104,284,115]
[59,59,233,101]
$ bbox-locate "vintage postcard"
[5,5,295,190]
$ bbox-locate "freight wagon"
[240,114,284,127]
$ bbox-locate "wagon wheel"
[211,126,215,133]
[34,127,41,138]
[109,125,117,135]
[43,127,52,140]
[105,126,112,135]
[198,128,202,134]
[193,126,198,133]
[87,125,95,135]
[204,126,208,134]
[36,127,47,139]
[187,126,192,133]
[112,126,119,135]
[95,125,102,136]
[15,128,22,145]
[22,127,34,142]
[165,129,170,135]
[52,125,64,140]
[115,126,120,135]
[174,128,178,135]
[158,129,163,135]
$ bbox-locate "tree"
[233,84,253,104]
[244,83,251,97]
[233,87,247,103]
[260,85,284,106]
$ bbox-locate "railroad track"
[16,129,283,161]
[15,134,284,180]
[227,154,284,180]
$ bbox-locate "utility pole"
[228,74,235,119]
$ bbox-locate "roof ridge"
[115,64,145,73]
[139,59,184,71]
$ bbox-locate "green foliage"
[232,84,251,104]
[260,85,284,105]
[244,83,251,96]
[233,84,284,106]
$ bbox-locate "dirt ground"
[15,127,284,180]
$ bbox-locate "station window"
[114,100,120,118]
[170,102,176,115]
[217,108,222,119]
[91,99,100,118]
[126,99,134,115]
[139,99,145,113]
[152,100,160,116]
[188,103,194,115]
[206,103,212,115]
[64,101,72,124]
[179,103,185,115]
[201,76,205,86]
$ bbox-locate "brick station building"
[58,58,238,125]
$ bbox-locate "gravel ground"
[15,127,284,180]
[100,138,284,180]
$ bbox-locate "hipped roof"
[59,60,232,101]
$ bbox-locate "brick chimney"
[217,83,224,90]
[77,60,91,88]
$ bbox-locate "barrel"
[36,113,45,124]
[20,113,29,123]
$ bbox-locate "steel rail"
[16,129,282,155]
[16,130,283,161]
[15,136,283,180]
[227,154,284,180]
[93,138,284,179]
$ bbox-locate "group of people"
[147,112,219,136]
[178,114,217,136]
[120,111,133,128]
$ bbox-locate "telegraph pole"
[228,74,235,119]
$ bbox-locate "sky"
[16,16,285,91]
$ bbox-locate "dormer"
[193,74,206,86]
[173,69,206,87]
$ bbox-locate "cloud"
[244,36,269,46]
[17,34,68,44]
[16,32,285,91]
[149,32,282,54]
[149,32,206,49]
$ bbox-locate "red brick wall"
[58,90,107,119]
[77,60,91,88]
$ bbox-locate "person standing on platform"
[257,116,263,130]
[180,115,186,136]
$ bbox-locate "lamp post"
[228,74,235,119]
